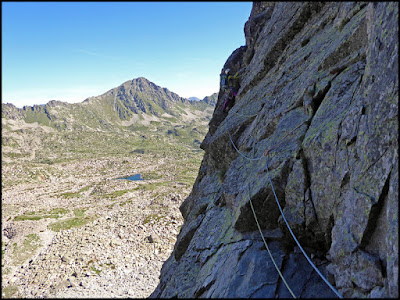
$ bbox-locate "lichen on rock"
[152,2,398,298]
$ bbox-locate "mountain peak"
[2,77,216,122]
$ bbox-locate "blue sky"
[2,2,252,108]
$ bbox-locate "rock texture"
[152,2,398,298]
[201,93,218,106]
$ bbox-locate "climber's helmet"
[225,68,231,74]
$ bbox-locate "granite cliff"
[152,2,398,298]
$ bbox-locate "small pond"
[117,174,144,181]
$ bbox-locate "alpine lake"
[117,174,144,181]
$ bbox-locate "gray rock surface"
[152,2,398,298]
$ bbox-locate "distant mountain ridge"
[201,93,218,106]
[2,77,217,149]
[91,77,190,119]
[2,77,216,128]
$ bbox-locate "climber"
[220,68,241,113]
[220,68,230,91]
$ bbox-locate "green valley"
[1,77,217,298]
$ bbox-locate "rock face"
[151,2,398,298]
[201,93,218,106]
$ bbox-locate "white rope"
[265,157,343,298]
[224,113,343,298]
[225,118,264,161]
[248,184,296,298]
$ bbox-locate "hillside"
[1,78,216,297]
[2,77,216,154]
[2,77,215,127]
[152,2,398,298]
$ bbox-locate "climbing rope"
[225,115,343,298]
[248,184,297,298]
[225,116,304,160]
[225,118,264,161]
[264,155,343,298]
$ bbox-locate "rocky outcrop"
[201,93,218,106]
[152,2,398,298]
[99,77,190,118]
[1,103,26,120]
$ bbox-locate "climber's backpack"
[220,73,228,89]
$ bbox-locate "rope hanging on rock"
[225,118,264,161]
[248,184,297,298]
[225,115,343,298]
[264,155,343,298]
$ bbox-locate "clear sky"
[2,2,252,108]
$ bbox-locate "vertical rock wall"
[151,2,398,298]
